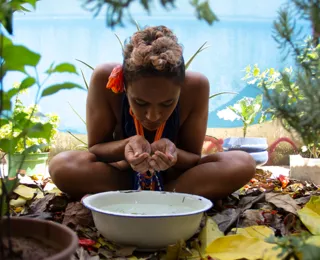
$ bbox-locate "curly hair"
[123,25,185,85]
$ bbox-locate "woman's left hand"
[149,138,177,172]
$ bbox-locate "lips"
[143,122,161,131]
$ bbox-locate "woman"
[49,25,255,199]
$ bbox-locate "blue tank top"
[121,94,180,190]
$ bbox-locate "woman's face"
[126,76,181,131]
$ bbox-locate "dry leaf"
[10,196,27,207]
[295,195,311,205]
[232,225,274,240]
[239,210,264,227]
[13,185,36,200]
[297,195,320,235]
[212,208,239,233]
[115,246,136,257]
[35,189,45,199]
[198,216,224,254]
[62,202,94,227]
[165,240,191,260]
[97,248,113,259]
[206,234,281,260]
[29,193,55,214]
[265,192,300,215]
[29,193,69,214]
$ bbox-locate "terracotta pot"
[0,216,78,260]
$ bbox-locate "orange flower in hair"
[106,65,124,93]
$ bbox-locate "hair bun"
[124,26,183,72]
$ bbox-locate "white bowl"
[82,190,213,251]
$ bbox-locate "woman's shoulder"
[91,62,121,84]
[182,70,210,99]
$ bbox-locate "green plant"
[242,39,320,157]
[255,1,320,159]
[0,87,59,155]
[242,64,299,123]
[265,232,320,260]
[0,0,85,220]
[217,94,265,138]
[81,0,218,28]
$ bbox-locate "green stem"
[243,123,247,138]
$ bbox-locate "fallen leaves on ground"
[7,167,320,260]
[298,196,320,235]
[63,202,94,228]
[265,192,301,215]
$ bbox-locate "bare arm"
[174,73,209,170]
[86,63,130,164]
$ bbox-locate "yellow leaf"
[10,196,27,207]
[165,240,188,260]
[13,185,36,200]
[199,216,224,254]
[307,236,320,247]
[93,242,101,249]
[35,189,44,199]
[46,187,63,195]
[232,225,274,240]
[206,234,281,260]
[14,206,24,213]
[127,257,138,260]
[297,196,320,235]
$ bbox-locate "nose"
[145,107,161,122]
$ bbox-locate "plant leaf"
[134,20,141,31]
[76,59,94,70]
[206,234,281,259]
[67,102,86,125]
[0,90,12,111]
[45,62,78,75]
[233,225,274,240]
[297,196,320,235]
[67,131,88,146]
[198,216,224,254]
[26,122,53,142]
[41,83,85,97]
[13,185,36,200]
[80,69,89,90]
[265,192,300,215]
[209,91,237,99]
[3,45,40,72]
[185,42,210,70]
[23,144,49,154]
[7,76,36,99]
[0,138,16,154]
[114,33,124,51]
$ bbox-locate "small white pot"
[290,154,320,184]
[82,190,213,251]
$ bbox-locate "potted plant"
[0,1,83,258]
[216,94,269,166]
[243,1,320,183]
[0,87,59,179]
[243,46,320,183]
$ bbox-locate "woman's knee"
[199,151,256,178]
[49,151,96,183]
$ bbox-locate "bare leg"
[49,151,132,199]
[165,151,256,200]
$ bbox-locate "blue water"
[4,1,308,134]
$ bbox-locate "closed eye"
[135,99,148,106]
[162,100,174,107]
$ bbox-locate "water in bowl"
[101,203,193,215]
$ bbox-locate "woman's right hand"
[124,135,151,173]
